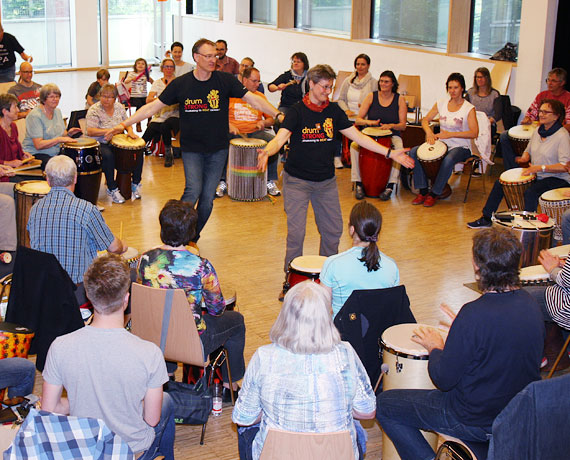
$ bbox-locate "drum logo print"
[301,123,332,143]
[207,90,220,110]
[323,118,333,138]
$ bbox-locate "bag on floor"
[165,377,212,425]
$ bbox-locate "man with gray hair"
[27,155,125,303]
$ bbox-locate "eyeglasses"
[20,70,33,74]
[315,82,333,92]
[546,78,561,84]
[163,65,175,69]
[538,109,554,115]
[197,53,217,60]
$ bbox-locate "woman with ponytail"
[320,201,399,317]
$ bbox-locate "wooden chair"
[490,62,513,95]
[14,118,26,144]
[259,429,355,460]
[130,283,234,444]
[397,75,421,109]
[0,81,16,94]
[332,70,352,102]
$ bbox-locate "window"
[371,0,450,49]
[470,0,521,55]
[251,0,277,25]
[108,0,156,64]
[188,0,219,18]
[295,0,352,35]
[1,0,72,68]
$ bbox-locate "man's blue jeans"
[181,149,228,240]
[138,392,175,460]
[376,389,490,460]
[0,358,35,399]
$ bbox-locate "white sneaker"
[334,157,344,169]
[267,181,281,196]
[216,181,227,198]
[107,188,125,204]
[132,183,142,200]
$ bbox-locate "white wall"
[175,0,559,115]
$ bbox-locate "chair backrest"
[332,70,352,102]
[259,429,355,460]
[14,118,26,144]
[130,283,207,367]
[398,74,421,108]
[0,81,16,94]
[490,62,513,95]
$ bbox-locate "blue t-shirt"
[22,106,65,156]
[320,246,399,317]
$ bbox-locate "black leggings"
[142,117,179,147]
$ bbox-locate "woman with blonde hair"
[232,281,376,460]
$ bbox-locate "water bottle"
[212,379,223,416]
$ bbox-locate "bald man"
[8,61,41,118]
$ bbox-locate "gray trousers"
[0,182,16,251]
[283,171,343,272]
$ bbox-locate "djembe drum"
[228,137,267,201]
[60,138,102,205]
[359,127,392,197]
[110,134,145,200]
[539,187,570,241]
[417,140,451,197]
[499,168,536,211]
[14,180,50,248]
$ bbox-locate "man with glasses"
[499,67,570,170]
[8,61,40,118]
[257,65,414,300]
[114,38,284,241]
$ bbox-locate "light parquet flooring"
[26,153,497,459]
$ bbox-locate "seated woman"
[466,67,500,137]
[0,93,33,178]
[320,201,399,318]
[22,83,80,169]
[350,70,407,200]
[337,54,377,119]
[409,73,479,207]
[232,281,376,460]
[86,83,143,204]
[468,99,570,228]
[138,200,244,399]
[141,58,179,168]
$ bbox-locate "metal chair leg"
[223,348,235,405]
[547,333,570,379]
[463,158,477,203]
[200,420,207,445]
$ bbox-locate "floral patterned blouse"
[138,248,225,334]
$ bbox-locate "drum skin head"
[499,168,535,183]
[362,127,392,137]
[111,133,145,149]
[417,141,447,161]
[520,264,549,281]
[230,137,267,148]
[290,255,327,272]
[63,138,99,148]
[15,180,51,195]
[381,323,431,356]
[541,187,570,201]
[508,125,535,140]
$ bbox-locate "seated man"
[376,227,544,460]
[499,68,570,170]
[42,254,174,459]
[27,155,125,304]
[217,66,280,197]
[468,99,570,228]
[215,40,239,75]
[0,357,35,399]
[7,61,41,118]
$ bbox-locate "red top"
[0,122,25,181]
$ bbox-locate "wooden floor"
[21,152,501,459]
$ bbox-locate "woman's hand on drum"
[391,148,414,169]
[257,149,269,172]
[127,131,139,140]
[435,130,451,140]
[516,152,531,166]
[59,136,76,144]
[367,119,380,127]
[539,249,562,273]
[411,326,444,353]
[425,132,437,145]
[68,127,83,137]
[521,164,540,175]
[0,164,15,177]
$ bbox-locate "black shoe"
[222,386,240,403]
[164,153,173,168]
[467,216,492,229]
[379,187,393,201]
[355,184,365,200]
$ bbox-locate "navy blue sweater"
[429,289,544,427]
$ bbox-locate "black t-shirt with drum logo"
[159,71,247,153]
[282,101,352,182]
